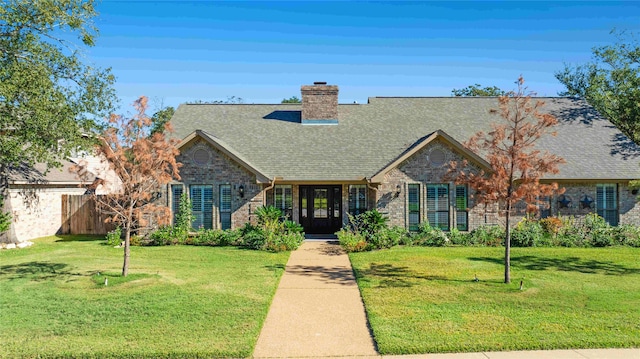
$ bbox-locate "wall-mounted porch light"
[395,184,402,198]
[238,185,245,198]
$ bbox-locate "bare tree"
[449,76,565,283]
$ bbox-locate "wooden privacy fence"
[61,195,114,235]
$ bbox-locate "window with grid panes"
[455,185,468,231]
[171,185,183,225]
[219,184,232,230]
[274,185,293,220]
[427,184,449,230]
[597,184,618,226]
[408,184,420,231]
[190,185,213,230]
[349,185,367,215]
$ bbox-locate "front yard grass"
[349,246,640,354]
[0,235,289,358]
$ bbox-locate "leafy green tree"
[555,30,640,143]
[452,84,506,97]
[149,106,175,135]
[0,0,115,234]
[189,96,245,104]
[281,96,301,103]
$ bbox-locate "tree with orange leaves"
[74,96,181,276]
[449,76,565,284]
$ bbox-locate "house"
[1,156,120,244]
[167,82,640,234]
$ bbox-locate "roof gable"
[178,130,271,183]
[370,129,491,183]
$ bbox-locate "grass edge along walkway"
[349,246,640,355]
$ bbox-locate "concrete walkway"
[252,241,639,359]
[253,240,378,358]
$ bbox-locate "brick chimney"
[301,82,339,124]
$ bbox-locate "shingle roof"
[170,97,640,182]
[7,161,87,185]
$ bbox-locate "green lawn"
[0,236,289,359]
[349,246,640,355]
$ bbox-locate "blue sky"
[88,1,640,111]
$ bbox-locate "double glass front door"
[299,185,342,234]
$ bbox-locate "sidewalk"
[252,240,638,359]
[253,240,378,357]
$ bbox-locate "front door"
[299,185,342,234]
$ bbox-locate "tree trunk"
[122,225,130,277]
[122,205,134,277]
[504,202,511,284]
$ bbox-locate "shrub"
[583,213,613,247]
[469,225,505,246]
[447,228,470,246]
[533,234,554,247]
[385,226,410,246]
[347,210,389,241]
[194,229,228,246]
[613,224,640,247]
[511,219,543,247]
[239,223,266,249]
[283,220,303,234]
[540,217,563,236]
[130,234,142,246]
[223,228,243,246]
[412,223,449,247]
[263,232,305,252]
[367,226,406,249]
[254,206,282,232]
[149,226,186,246]
[337,229,368,252]
[105,227,122,246]
[339,210,395,251]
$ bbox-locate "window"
[314,189,328,218]
[597,184,618,226]
[349,185,367,215]
[301,187,308,219]
[427,184,449,231]
[171,184,183,225]
[455,185,468,231]
[220,184,232,230]
[274,185,293,219]
[408,184,420,231]
[190,185,213,230]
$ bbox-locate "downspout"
[263,177,277,206]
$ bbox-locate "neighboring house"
[1,156,120,244]
[167,82,640,234]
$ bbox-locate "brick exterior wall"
[2,186,86,243]
[176,138,264,229]
[176,137,640,233]
[375,139,487,231]
[619,183,640,225]
[301,83,339,120]
[510,182,640,226]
